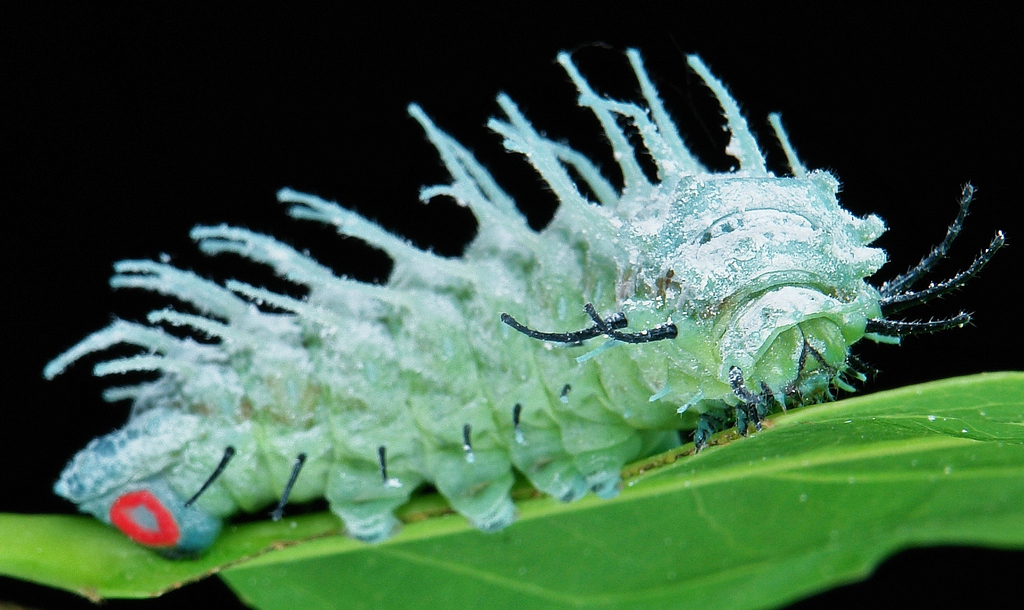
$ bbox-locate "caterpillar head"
[698,173,884,399]
[617,170,886,403]
[54,407,222,557]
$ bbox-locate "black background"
[4,3,1021,609]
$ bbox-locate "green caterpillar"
[45,50,1002,556]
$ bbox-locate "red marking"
[109,490,180,547]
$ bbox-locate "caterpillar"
[44,49,1003,557]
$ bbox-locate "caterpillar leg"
[520,453,590,502]
[427,447,517,533]
[531,417,641,499]
[694,411,725,452]
[325,459,420,543]
[545,369,646,498]
[506,419,590,502]
[554,409,644,499]
[729,366,764,435]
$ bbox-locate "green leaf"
[0,512,343,601]
[3,372,1023,609]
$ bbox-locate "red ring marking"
[109,490,181,547]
